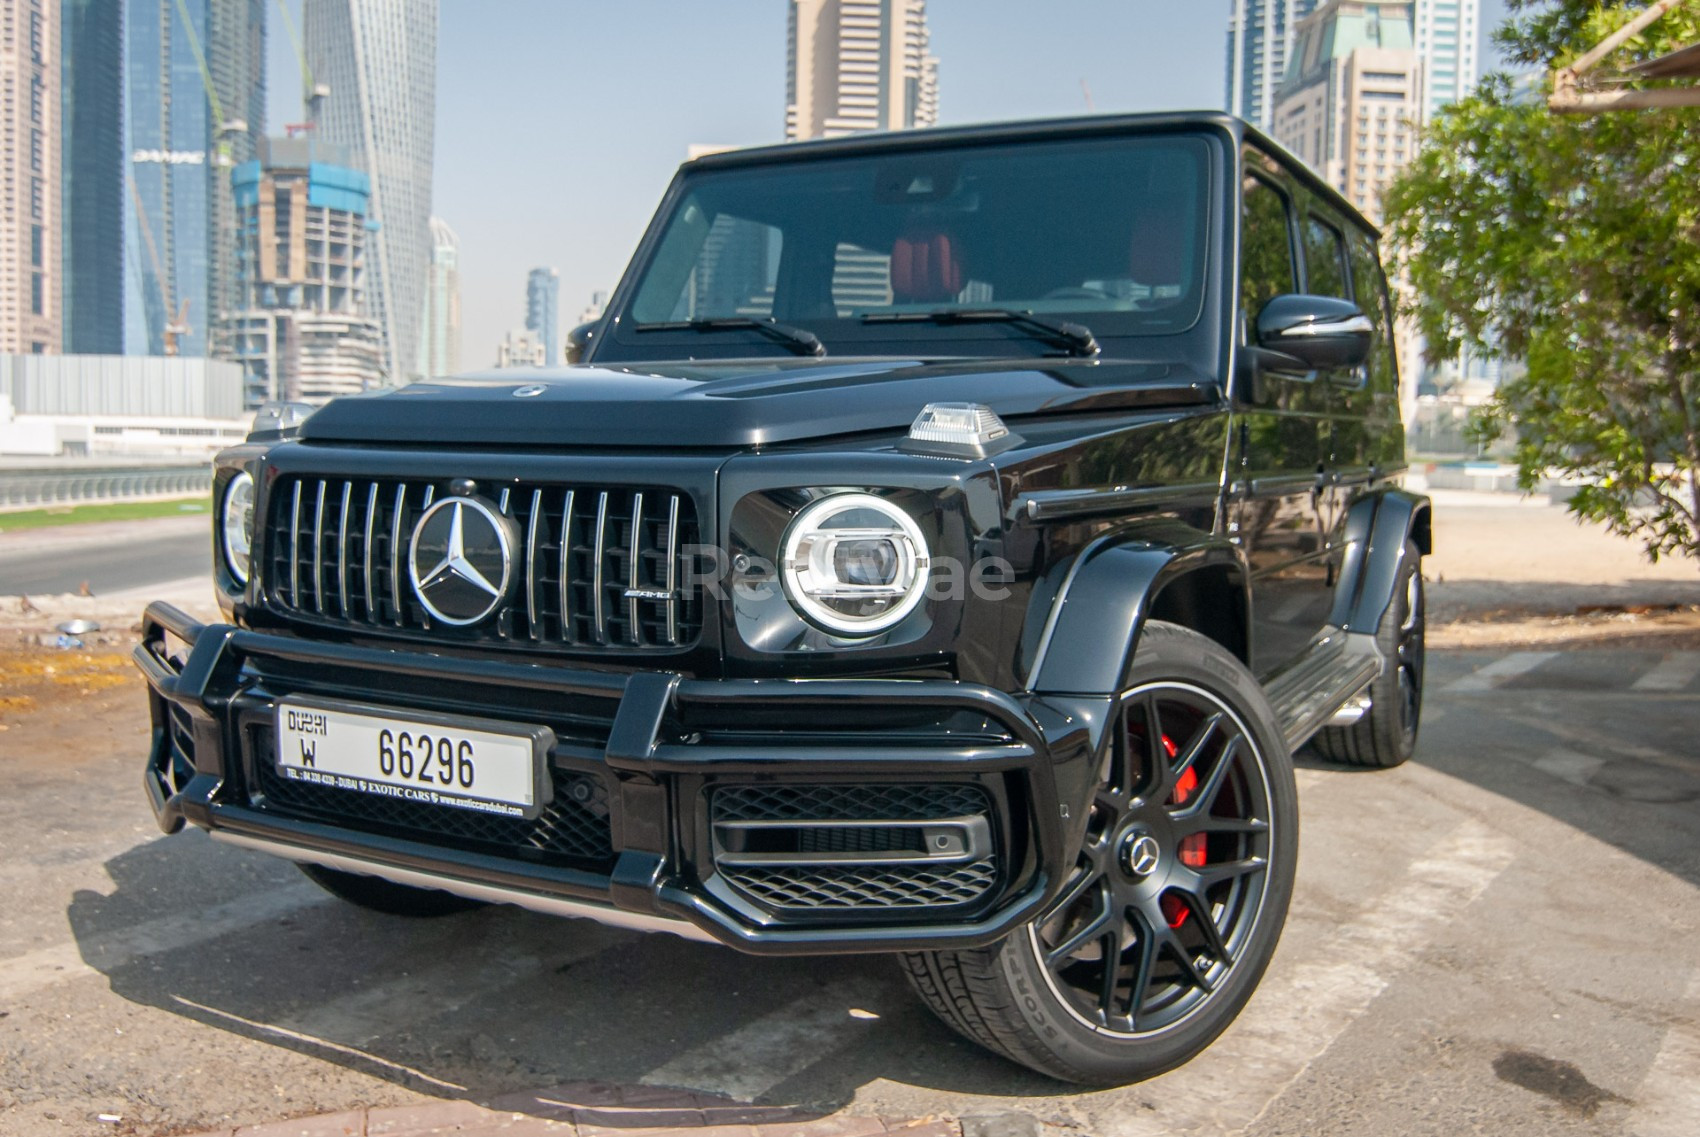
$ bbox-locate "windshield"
[609,133,1213,361]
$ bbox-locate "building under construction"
[219,136,384,406]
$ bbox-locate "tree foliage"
[1383,0,1700,564]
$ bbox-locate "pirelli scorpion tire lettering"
[297,864,487,918]
[900,622,1298,1084]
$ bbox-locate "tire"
[1311,540,1425,769]
[298,863,487,918]
[900,621,1298,1085]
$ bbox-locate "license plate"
[274,699,549,819]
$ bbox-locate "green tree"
[1384,0,1700,564]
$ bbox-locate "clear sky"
[268,1,1512,371]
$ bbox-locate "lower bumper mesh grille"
[727,862,999,910]
[711,783,999,913]
[713,783,991,823]
[250,732,613,867]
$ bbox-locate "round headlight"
[220,471,256,585]
[780,493,930,636]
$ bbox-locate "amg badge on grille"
[408,496,515,625]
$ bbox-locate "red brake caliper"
[1161,737,1208,929]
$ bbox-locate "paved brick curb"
[179,1083,961,1137]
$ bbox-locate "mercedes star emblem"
[1120,832,1162,879]
[512,385,547,398]
[408,495,515,626]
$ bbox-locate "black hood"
[298,359,1218,448]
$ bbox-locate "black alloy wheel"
[900,622,1297,1084]
[1032,681,1276,1035]
[1312,539,1425,768]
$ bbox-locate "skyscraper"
[525,266,559,366]
[1413,0,1479,121]
[123,0,265,358]
[220,136,384,405]
[61,0,124,355]
[785,0,938,141]
[1272,1,1421,222]
[1274,1,1425,408]
[305,0,437,385]
[2,0,61,355]
[418,215,459,378]
[206,1,268,330]
[1225,0,1318,132]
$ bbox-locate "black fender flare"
[1025,522,1250,696]
[1328,487,1432,635]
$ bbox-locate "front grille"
[250,739,614,867]
[265,476,703,650]
[710,783,999,913]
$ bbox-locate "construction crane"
[128,175,190,356]
[274,0,330,123]
[126,0,243,356]
[171,0,247,166]
[129,1,332,356]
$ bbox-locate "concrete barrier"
[0,464,211,510]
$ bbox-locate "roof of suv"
[683,110,1378,239]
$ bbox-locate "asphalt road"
[0,515,210,596]
[1,644,1697,1137]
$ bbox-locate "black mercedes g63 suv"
[137,112,1429,1085]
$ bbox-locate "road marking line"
[639,976,885,1101]
[172,995,467,1091]
[1443,651,1558,693]
[1102,819,1519,1137]
[1630,968,1700,1136]
[281,922,637,1045]
[1530,748,1606,787]
[0,883,326,1002]
[1631,652,1700,693]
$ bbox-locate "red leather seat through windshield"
[890,229,965,304]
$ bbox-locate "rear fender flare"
[1329,488,1431,634]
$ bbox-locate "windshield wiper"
[861,309,1101,357]
[632,317,826,358]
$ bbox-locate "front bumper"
[136,602,1106,954]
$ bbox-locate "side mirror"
[249,400,316,441]
[1255,294,1373,371]
[565,320,601,365]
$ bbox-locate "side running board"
[1264,627,1384,751]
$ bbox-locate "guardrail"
[0,464,211,510]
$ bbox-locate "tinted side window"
[1347,232,1399,396]
[1303,215,1350,299]
[1240,172,1295,327]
